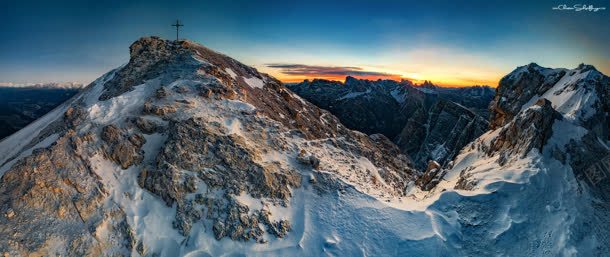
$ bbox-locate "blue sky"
[1,0,608,86]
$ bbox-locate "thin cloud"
[266,63,400,77]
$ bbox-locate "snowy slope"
[396,64,610,255]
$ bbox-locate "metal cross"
[172,19,183,41]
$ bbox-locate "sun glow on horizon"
[266,68,500,87]
[258,46,506,88]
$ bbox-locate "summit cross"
[172,19,183,41]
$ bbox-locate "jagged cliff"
[395,99,489,169]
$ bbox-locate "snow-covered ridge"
[388,63,609,254]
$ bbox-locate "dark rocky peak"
[344,76,361,86]
[342,76,397,92]
[419,80,438,89]
[458,85,495,95]
[576,63,598,73]
[295,76,416,94]
[299,78,343,87]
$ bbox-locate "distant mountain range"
[288,77,495,168]
[0,86,80,140]
[0,82,84,89]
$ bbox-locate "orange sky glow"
[271,72,500,88]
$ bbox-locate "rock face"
[488,63,561,129]
[289,78,494,168]
[454,63,610,181]
[101,124,146,169]
[488,98,561,165]
[0,37,417,256]
[0,129,131,256]
[395,99,489,169]
[491,63,610,211]
[416,160,444,191]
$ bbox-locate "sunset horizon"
[2,0,608,88]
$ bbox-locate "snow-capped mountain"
[288,77,494,168]
[0,37,608,256]
[414,63,610,255]
[0,37,417,256]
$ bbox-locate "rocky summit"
[0,37,417,256]
[0,37,609,256]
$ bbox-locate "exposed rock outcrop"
[489,99,561,165]
[486,62,610,183]
[416,160,445,191]
[101,124,146,169]
[0,130,132,256]
[489,63,566,129]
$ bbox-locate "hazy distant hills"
[0,86,80,139]
[0,82,83,89]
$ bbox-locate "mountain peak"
[344,75,360,85]
[129,36,173,58]
[0,37,419,255]
[418,80,437,88]
[491,62,609,136]
[129,36,213,58]
[576,63,598,72]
